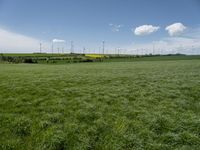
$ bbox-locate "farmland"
[1,53,200,64]
[0,58,200,149]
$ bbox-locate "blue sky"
[0,0,200,54]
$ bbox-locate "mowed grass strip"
[0,60,200,149]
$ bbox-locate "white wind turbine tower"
[102,41,105,54]
[70,41,74,54]
[39,43,42,53]
[51,42,54,54]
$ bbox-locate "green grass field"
[0,59,200,149]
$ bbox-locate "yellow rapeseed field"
[85,54,105,58]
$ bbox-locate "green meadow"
[0,58,200,149]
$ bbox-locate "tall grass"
[0,60,200,149]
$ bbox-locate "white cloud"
[165,23,186,36]
[109,24,123,32]
[52,39,66,43]
[0,28,49,53]
[134,25,160,36]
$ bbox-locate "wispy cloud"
[0,27,49,53]
[133,25,160,36]
[124,36,200,55]
[109,24,123,32]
